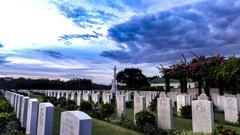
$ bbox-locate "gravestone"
[198,93,209,100]
[103,94,111,104]
[17,95,24,118]
[60,111,92,135]
[192,100,214,133]
[224,96,238,123]
[237,94,240,112]
[125,92,132,102]
[37,102,54,135]
[14,94,19,112]
[176,94,187,116]
[134,96,146,121]
[21,96,29,128]
[116,95,126,117]
[157,97,173,129]
[146,93,152,109]
[216,95,225,111]
[77,92,82,106]
[26,98,39,135]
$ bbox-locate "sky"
[0,0,240,84]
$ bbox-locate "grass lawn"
[29,92,44,102]
[53,107,142,135]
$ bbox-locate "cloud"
[0,43,3,48]
[102,0,240,64]
[59,31,103,41]
[35,49,73,59]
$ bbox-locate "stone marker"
[198,93,209,100]
[37,102,54,135]
[237,94,240,112]
[216,95,225,111]
[134,96,146,121]
[116,95,126,117]
[17,95,24,118]
[60,111,92,135]
[224,96,238,123]
[157,97,173,129]
[77,92,82,106]
[176,94,187,116]
[21,96,29,128]
[192,100,214,133]
[26,98,39,135]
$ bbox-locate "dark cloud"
[0,43,3,48]
[59,31,103,41]
[35,50,73,59]
[55,3,117,28]
[101,0,240,64]
[0,56,8,65]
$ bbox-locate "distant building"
[149,77,196,89]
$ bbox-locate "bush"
[65,100,77,110]
[97,103,115,119]
[212,125,237,135]
[43,96,57,106]
[180,105,192,118]
[148,99,157,112]
[0,100,13,113]
[79,101,93,113]
[126,101,133,109]
[0,112,16,133]
[55,97,67,107]
[135,111,157,135]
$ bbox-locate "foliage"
[79,101,93,113]
[43,96,57,106]
[97,103,115,119]
[212,125,237,135]
[0,100,13,113]
[125,101,133,109]
[135,111,157,134]
[117,68,149,89]
[148,99,157,112]
[180,105,192,119]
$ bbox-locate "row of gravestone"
[4,91,92,135]
[24,89,239,134]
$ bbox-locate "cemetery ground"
[29,92,240,135]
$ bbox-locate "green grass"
[52,107,142,135]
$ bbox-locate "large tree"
[117,68,149,89]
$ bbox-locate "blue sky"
[0,0,239,84]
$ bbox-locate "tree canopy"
[117,68,149,89]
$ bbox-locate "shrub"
[212,125,237,135]
[97,103,115,119]
[135,111,157,135]
[0,112,16,133]
[0,100,13,113]
[174,101,177,108]
[126,101,133,109]
[55,97,67,107]
[43,96,57,106]
[148,99,157,112]
[79,101,93,113]
[66,100,77,110]
[180,105,192,118]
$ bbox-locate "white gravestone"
[77,92,82,106]
[60,111,92,135]
[134,96,146,121]
[237,94,240,112]
[103,94,111,104]
[216,95,225,111]
[26,98,39,135]
[157,97,173,129]
[176,94,187,116]
[116,95,126,117]
[224,96,238,123]
[14,94,19,112]
[37,102,54,135]
[21,96,29,128]
[17,95,24,118]
[192,100,214,133]
[146,93,153,109]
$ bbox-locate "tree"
[117,68,149,89]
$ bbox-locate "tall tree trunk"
[198,79,202,95]
[180,77,188,93]
[219,78,224,95]
[204,79,210,96]
[165,77,170,93]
